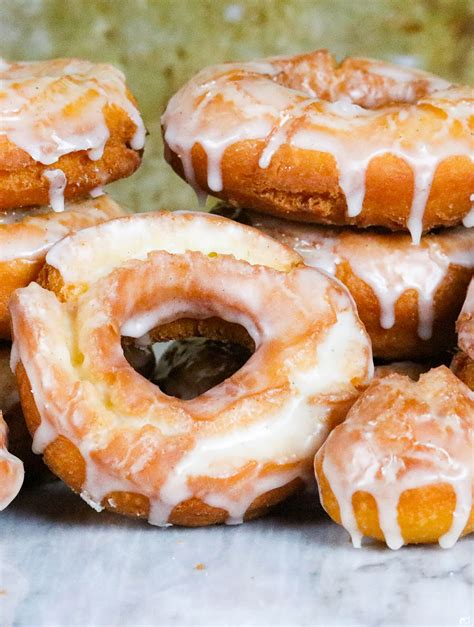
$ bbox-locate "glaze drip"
[162,51,473,243]
[10,212,372,526]
[0,58,145,168]
[317,367,473,549]
[44,169,67,213]
[242,212,474,341]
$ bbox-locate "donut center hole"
[122,318,254,400]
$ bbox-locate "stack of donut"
[1,50,472,552]
[162,49,474,547]
[0,57,145,507]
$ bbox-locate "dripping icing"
[10,212,372,526]
[245,213,474,340]
[318,369,473,549]
[162,53,473,243]
[44,169,67,213]
[0,58,145,165]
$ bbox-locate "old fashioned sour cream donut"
[219,207,473,359]
[0,412,24,510]
[163,50,473,242]
[0,58,145,211]
[0,195,126,339]
[9,211,372,527]
[315,366,474,549]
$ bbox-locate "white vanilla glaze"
[10,212,372,526]
[162,51,473,242]
[317,367,473,550]
[0,413,24,511]
[244,211,474,340]
[0,57,145,162]
[0,195,125,263]
[43,169,67,213]
[0,57,145,210]
[45,210,302,285]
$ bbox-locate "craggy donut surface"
[0,195,126,339]
[220,207,473,360]
[10,211,372,527]
[0,58,145,210]
[162,50,473,243]
[0,412,24,510]
[315,366,473,549]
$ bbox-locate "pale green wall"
[1,0,472,212]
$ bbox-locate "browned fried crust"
[315,454,474,545]
[17,361,304,525]
[166,143,473,232]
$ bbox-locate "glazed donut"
[315,366,473,549]
[0,58,145,211]
[9,211,372,527]
[0,412,24,511]
[452,279,474,390]
[162,49,473,243]
[0,194,126,339]
[217,207,473,359]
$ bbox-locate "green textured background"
[1,0,472,212]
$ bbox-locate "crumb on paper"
[195,563,205,571]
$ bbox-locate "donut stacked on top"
[0,57,145,498]
[162,49,473,361]
[161,50,473,548]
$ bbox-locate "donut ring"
[0,194,126,339]
[162,50,473,243]
[9,211,372,527]
[0,412,24,511]
[452,279,474,390]
[0,58,145,210]
[315,366,473,549]
[218,207,473,360]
